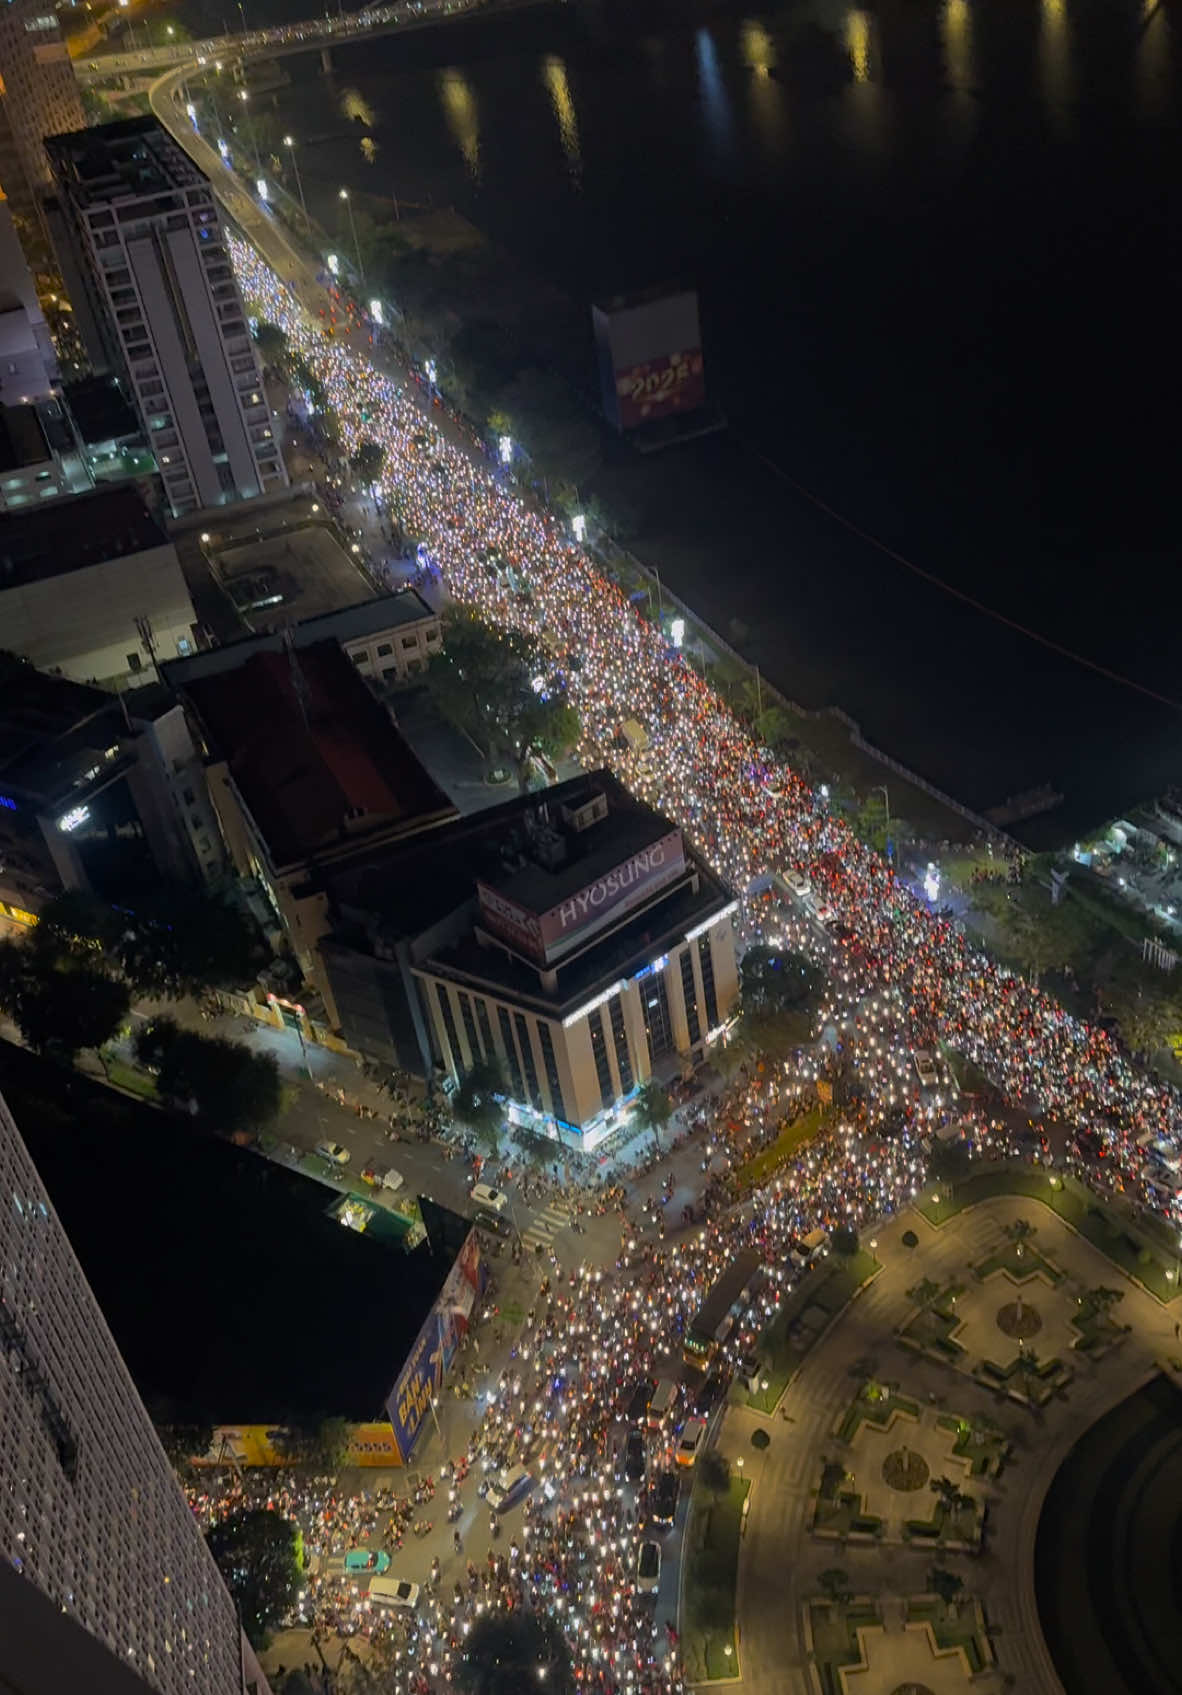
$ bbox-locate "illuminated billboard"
[478,830,686,964]
[386,1229,484,1463]
[593,289,706,434]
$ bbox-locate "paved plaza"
[725,1189,1182,1695]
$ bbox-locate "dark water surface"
[252,0,1181,837]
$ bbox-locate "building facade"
[319,774,740,1150]
[0,0,85,246]
[44,117,286,516]
[0,1088,258,1695]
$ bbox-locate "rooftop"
[0,485,167,589]
[63,375,141,446]
[160,590,437,690]
[0,404,50,473]
[44,116,203,209]
[0,1044,458,1425]
[181,639,456,869]
[0,656,116,800]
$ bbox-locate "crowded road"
[170,167,1182,1692]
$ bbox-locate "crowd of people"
[206,234,1182,1688]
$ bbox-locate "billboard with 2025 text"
[614,351,706,430]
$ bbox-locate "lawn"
[746,1250,881,1412]
[936,1413,1010,1477]
[807,1601,883,1695]
[835,1382,920,1443]
[682,1475,750,1680]
[734,1105,824,1192]
[972,1239,1064,1285]
[915,1167,1182,1303]
[908,1597,995,1674]
[100,1054,158,1100]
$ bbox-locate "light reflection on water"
[542,55,581,181]
[439,66,480,180]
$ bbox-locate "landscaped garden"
[682,1459,750,1681]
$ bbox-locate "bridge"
[78,0,556,83]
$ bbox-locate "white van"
[647,1377,679,1428]
[471,1182,508,1212]
[368,1577,420,1610]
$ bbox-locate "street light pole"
[238,88,261,175]
[284,135,308,225]
[873,783,890,834]
[339,187,365,283]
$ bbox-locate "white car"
[780,868,811,900]
[380,1166,405,1192]
[914,1051,938,1089]
[315,1141,351,1166]
[636,1540,661,1594]
[367,1577,420,1610]
[471,1182,508,1213]
[486,1464,532,1511]
[676,1416,707,1467]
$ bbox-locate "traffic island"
[746,1250,882,1413]
[682,1474,750,1682]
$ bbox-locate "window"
[401,635,418,649]
[608,994,634,1094]
[641,971,674,1065]
[475,997,495,1061]
[698,935,720,1030]
[435,982,461,1071]
[679,948,702,1047]
[537,1020,567,1123]
[376,643,393,658]
[352,651,368,667]
[587,1009,614,1111]
[126,653,142,673]
[457,990,481,1062]
[514,1012,543,1110]
[497,1005,525,1099]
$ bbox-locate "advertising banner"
[476,881,546,961]
[191,1422,404,1467]
[386,1228,484,1463]
[539,830,686,959]
[614,351,706,430]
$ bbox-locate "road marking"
[521,1202,573,1249]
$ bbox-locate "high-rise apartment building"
[44,116,287,516]
[0,0,85,248]
[0,1087,263,1695]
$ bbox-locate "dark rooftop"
[181,640,456,868]
[0,485,166,589]
[63,375,141,446]
[45,117,200,207]
[0,1042,456,1424]
[0,404,50,473]
[0,655,115,797]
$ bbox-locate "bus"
[683,1250,763,1370]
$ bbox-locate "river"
[216,0,1181,841]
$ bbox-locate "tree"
[1095,953,1182,1056]
[927,1566,964,1618]
[40,886,259,1000]
[1004,1218,1037,1246]
[633,1078,672,1150]
[350,438,386,487]
[1015,1348,1044,1405]
[817,1568,852,1610]
[492,366,602,495]
[0,937,129,1064]
[830,1224,860,1259]
[1083,1285,1123,1316]
[929,1475,960,1509]
[454,1609,574,1695]
[928,1138,971,1188]
[696,1448,731,1500]
[907,1278,941,1308]
[253,320,289,366]
[752,705,796,753]
[740,945,820,1015]
[451,1056,506,1153]
[206,1508,303,1647]
[316,1416,352,1472]
[135,1020,281,1133]
[427,610,579,789]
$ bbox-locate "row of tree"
[134,1017,282,1135]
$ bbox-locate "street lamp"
[571,511,586,543]
[499,433,513,466]
[238,88,261,174]
[872,782,890,835]
[339,187,365,283]
[284,136,308,225]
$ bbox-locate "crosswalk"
[521,1199,573,1252]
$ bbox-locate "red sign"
[615,352,705,430]
[539,831,686,960]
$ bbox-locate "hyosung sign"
[478,831,687,964]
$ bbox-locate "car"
[486,1464,532,1512]
[315,1141,351,1166]
[780,867,811,900]
[649,1470,679,1528]
[471,1182,508,1212]
[474,1206,513,1237]
[367,1577,420,1610]
[694,1370,731,1417]
[624,1430,647,1483]
[624,1378,655,1424]
[914,1051,938,1089]
[636,1540,661,1595]
[344,1549,390,1574]
[378,1166,405,1192]
[676,1417,707,1467]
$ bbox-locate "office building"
[0,658,223,922]
[0,190,58,402]
[0,1085,266,1695]
[0,0,85,246]
[320,772,739,1149]
[0,485,198,681]
[176,638,456,970]
[45,117,287,516]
